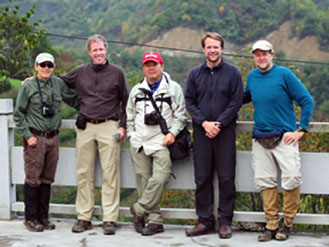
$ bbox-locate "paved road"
[0,219,328,247]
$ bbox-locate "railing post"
[0,99,15,220]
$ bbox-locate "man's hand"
[162,132,175,146]
[21,76,33,85]
[202,121,221,139]
[284,131,304,146]
[27,136,38,147]
[117,127,126,141]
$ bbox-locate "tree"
[0,1,46,86]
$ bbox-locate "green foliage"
[290,0,329,51]
[0,0,46,86]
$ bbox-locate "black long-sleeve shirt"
[184,60,243,127]
[60,60,129,128]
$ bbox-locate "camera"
[42,105,55,117]
[144,111,159,125]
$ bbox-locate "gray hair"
[86,34,108,52]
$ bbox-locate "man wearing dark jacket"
[184,32,243,239]
[60,35,129,235]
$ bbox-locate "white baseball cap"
[252,40,274,53]
[35,53,55,66]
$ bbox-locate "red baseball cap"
[142,51,163,65]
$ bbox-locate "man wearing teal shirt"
[244,40,314,242]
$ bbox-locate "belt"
[85,117,118,124]
[30,128,59,138]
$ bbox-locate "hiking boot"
[130,205,145,233]
[275,225,290,241]
[103,221,116,235]
[185,223,215,237]
[258,228,278,242]
[141,223,164,236]
[219,225,232,239]
[24,220,43,232]
[39,218,55,230]
[72,220,92,233]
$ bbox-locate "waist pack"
[252,128,286,149]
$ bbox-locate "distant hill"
[8,0,329,58]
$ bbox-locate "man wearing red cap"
[126,51,187,236]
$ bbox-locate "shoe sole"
[72,224,92,233]
[185,229,215,237]
[141,229,164,236]
[219,234,232,239]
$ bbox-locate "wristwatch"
[296,126,308,133]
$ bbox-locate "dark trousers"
[24,183,51,221]
[193,123,237,227]
[23,134,58,221]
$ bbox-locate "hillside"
[145,21,329,61]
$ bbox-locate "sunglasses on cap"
[39,62,54,68]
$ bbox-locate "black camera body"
[144,111,159,125]
[42,105,55,117]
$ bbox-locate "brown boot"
[275,224,290,241]
[283,186,300,228]
[39,218,55,230]
[24,220,44,232]
[141,224,164,236]
[258,228,278,242]
[103,221,116,235]
[261,187,280,230]
[185,223,215,237]
[72,220,92,233]
[130,205,145,233]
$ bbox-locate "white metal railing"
[1,98,329,225]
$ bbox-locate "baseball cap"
[35,53,55,66]
[142,51,163,65]
[252,40,274,53]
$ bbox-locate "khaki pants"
[75,120,120,222]
[251,133,301,190]
[130,147,171,224]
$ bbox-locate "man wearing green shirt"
[14,53,80,232]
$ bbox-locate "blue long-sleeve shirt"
[244,64,314,131]
[185,60,243,127]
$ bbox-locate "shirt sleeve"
[169,83,187,137]
[284,70,314,129]
[13,84,33,139]
[59,78,80,110]
[243,77,252,104]
[184,68,207,126]
[216,69,244,126]
[118,71,130,128]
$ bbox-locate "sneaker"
[24,220,43,232]
[141,223,164,236]
[130,205,145,233]
[103,221,116,235]
[39,218,55,230]
[72,220,92,233]
[185,223,215,237]
[258,228,278,242]
[275,225,290,241]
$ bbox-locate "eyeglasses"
[39,62,54,68]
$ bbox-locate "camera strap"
[139,88,169,135]
[36,77,55,106]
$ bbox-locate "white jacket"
[126,72,187,155]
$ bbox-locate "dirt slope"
[145,22,329,61]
